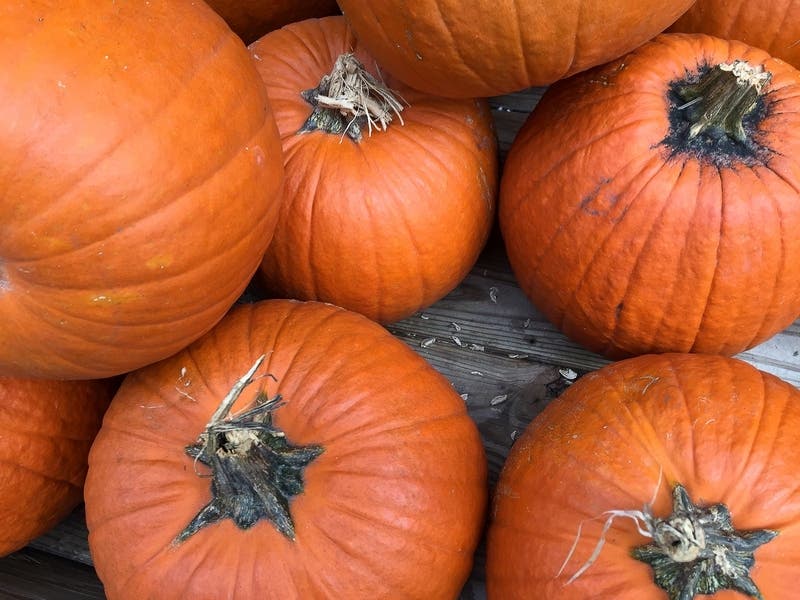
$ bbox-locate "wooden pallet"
[3,89,798,600]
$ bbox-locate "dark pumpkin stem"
[676,60,771,144]
[299,53,406,142]
[633,484,777,600]
[173,355,323,545]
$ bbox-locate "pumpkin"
[0,1,284,379]
[486,353,800,599]
[204,0,340,44]
[84,299,487,599]
[249,16,497,324]
[670,0,800,70]
[335,0,696,97]
[500,33,800,358]
[0,376,112,557]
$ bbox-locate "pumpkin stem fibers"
[299,53,406,142]
[677,60,771,143]
[664,60,772,165]
[174,356,323,544]
[632,485,777,600]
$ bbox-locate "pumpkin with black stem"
[500,33,800,358]
[249,16,497,324]
[336,0,696,97]
[0,0,284,379]
[487,353,800,599]
[0,376,113,556]
[670,0,800,70]
[84,299,487,599]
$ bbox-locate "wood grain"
[5,85,800,599]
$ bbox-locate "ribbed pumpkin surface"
[487,353,800,599]
[85,300,487,599]
[0,376,111,556]
[0,1,284,379]
[500,34,800,357]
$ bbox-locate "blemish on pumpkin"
[580,178,621,218]
[146,254,173,270]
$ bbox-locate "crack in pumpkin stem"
[299,53,406,142]
[173,355,323,545]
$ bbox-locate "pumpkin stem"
[633,484,777,600]
[675,60,771,144]
[299,53,406,142]
[173,355,323,545]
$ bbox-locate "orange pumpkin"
[500,34,800,358]
[249,16,497,324]
[336,0,696,97]
[85,300,487,599]
[0,1,284,379]
[670,0,800,70]
[0,376,112,556]
[487,353,800,599]
[204,0,339,44]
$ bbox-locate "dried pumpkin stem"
[633,484,777,600]
[299,53,406,142]
[676,60,771,143]
[173,356,323,545]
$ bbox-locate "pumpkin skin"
[500,34,800,358]
[204,0,340,44]
[670,0,800,70]
[0,376,112,556]
[486,353,800,599]
[336,0,695,97]
[249,17,497,324]
[0,1,284,379]
[85,299,487,599]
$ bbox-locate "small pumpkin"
[670,0,800,70]
[204,0,340,44]
[249,16,497,324]
[0,1,284,379]
[500,33,800,358]
[0,376,112,557]
[85,299,487,599]
[336,0,696,97]
[486,353,800,599]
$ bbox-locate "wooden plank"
[0,548,103,600]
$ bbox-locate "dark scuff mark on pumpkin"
[661,63,773,168]
[580,178,624,221]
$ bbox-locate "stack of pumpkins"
[1,1,799,598]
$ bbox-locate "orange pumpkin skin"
[0,376,112,556]
[85,300,487,599]
[204,0,339,44]
[336,0,695,97]
[670,0,800,70]
[250,17,497,324]
[500,34,800,358]
[486,353,800,599]
[0,1,284,379]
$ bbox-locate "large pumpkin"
[85,299,487,599]
[336,0,696,97]
[500,34,800,358]
[670,0,800,70]
[0,1,284,379]
[204,0,340,44]
[487,353,800,599]
[0,376,112,556]
[250,16,497,324]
